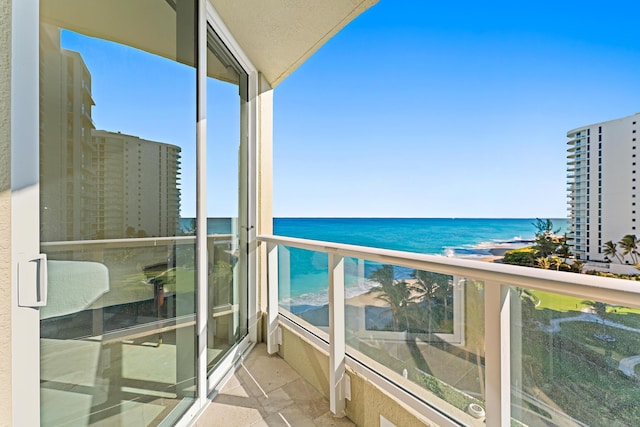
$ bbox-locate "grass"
[520,305,640,427]
[531,290,640,317]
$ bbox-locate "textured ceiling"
[40,0,377,88]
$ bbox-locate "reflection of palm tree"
[619,234,639,264]
[411,270,449,339]
[603,240,623,263]
[369,265,411,331]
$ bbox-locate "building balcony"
[35,232,640,426]
[253,235,640,427]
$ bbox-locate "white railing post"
[484,281,511,426]
[266,242,281,354]
[328,253,346,415]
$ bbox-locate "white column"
[329,253,346,415]
[266,242,280,354]
[484,281,511,426]
[195,0,208,404]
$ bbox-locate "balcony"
[255,235,640,427]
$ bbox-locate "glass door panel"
[39,1,198,425]
[205,26,249,371]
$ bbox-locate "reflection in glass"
[39,1,197,425]
[344,263,482,420]
[205,26,249,371]
[275,246,481,420]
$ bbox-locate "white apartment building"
[93,130,181,239]
[567,112,640,262]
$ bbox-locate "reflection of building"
[40,24,97,241]
[567,113,640,261]
[93,130,181,238]
[39,25,181,240]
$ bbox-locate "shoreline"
[290,253,506,321]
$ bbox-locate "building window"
[599,126,602,133]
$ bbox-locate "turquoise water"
[274,217,568,255]
[273,217,568,307]
[184,217,569,306]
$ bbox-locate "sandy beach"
[294,253,504,327]
[308,254,504,312]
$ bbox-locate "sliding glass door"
[205,26,249,373]
[35,1,252,425]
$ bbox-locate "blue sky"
[273,0,640,218]
[60,1,640,219]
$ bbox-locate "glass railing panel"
[344,260,487,424]
[511,288,640,427]
[277,246,329,337]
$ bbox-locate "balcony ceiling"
[210,0,377,87]
[41,0,377,88]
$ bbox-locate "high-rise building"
[93,130,181,238]
[567,112,640,262]
[40,25,181,241]
[40,24,97,241]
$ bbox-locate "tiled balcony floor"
[197,343,355,427]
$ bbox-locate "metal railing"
[259,234,640,427]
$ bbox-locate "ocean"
[184,217,569,307]
[272,217,568,308]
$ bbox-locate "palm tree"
[369,265,411,331]
[536,257,551,269]
[603,240,624,263]
[550,256,564,271]
[571,259,584,273]
[619,234,639,264]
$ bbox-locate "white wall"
[0,0,13,422]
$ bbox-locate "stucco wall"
[0,0,12,423]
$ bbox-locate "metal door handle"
[18,253,48,307]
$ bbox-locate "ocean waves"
[443,237,534,258]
